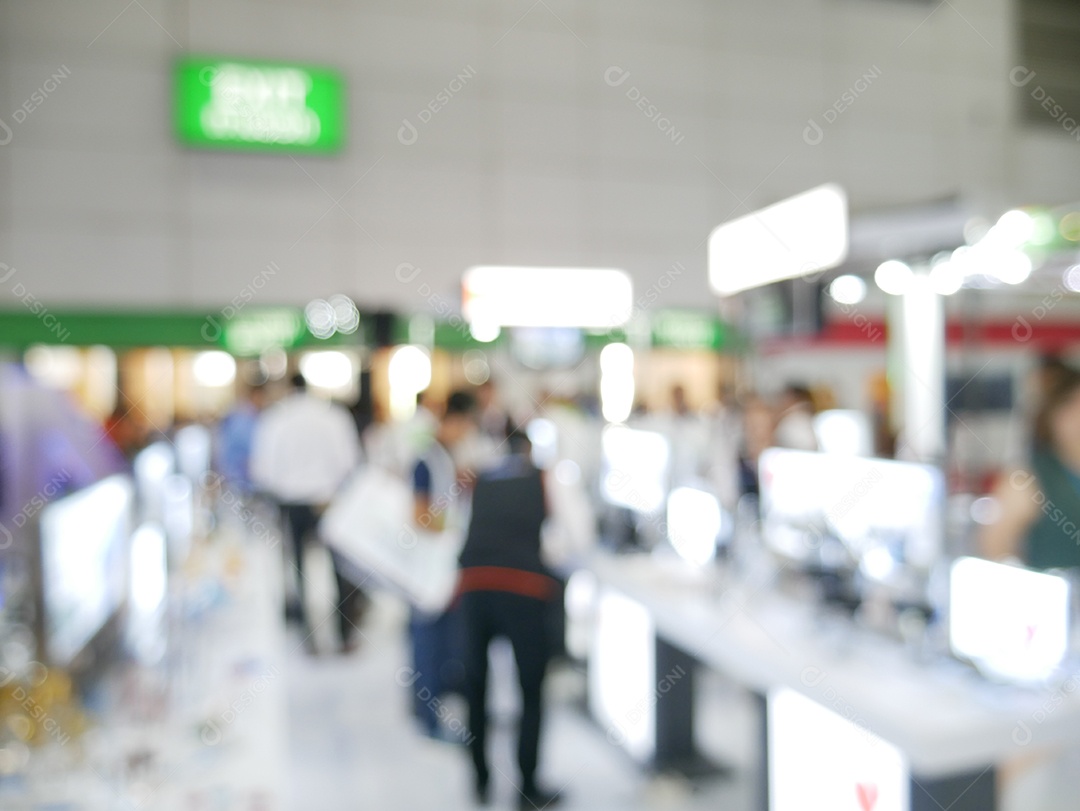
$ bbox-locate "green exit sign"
[174,57,345,154]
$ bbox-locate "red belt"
[456,566,556,600]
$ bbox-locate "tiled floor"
[283,550,758,811]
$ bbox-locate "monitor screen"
[949,556,1070,683]
[758,449,944,571]
[769,687,908,811]
[40,475,134,666]
[174,425,212,482]
[134,441,175,523]
[600,425,670,514]
[666,486,723,566]
[508,327,585,370]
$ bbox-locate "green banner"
[174,57,346,154]
[0,308,354,351]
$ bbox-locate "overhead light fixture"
[329,294,360,335]
[929,258,964,296]
[1063,265,1080,293]
[299,350,353,390]
[989,250,1033,285]
[990,209,1035,248]
[388,345,432,420]
[469,321,501,343]
[305,299,337,339]
[708,183,848,296]
[463,266,633,328]
[827,274,866,305]
[874,260,913,296]
[306,295,360,338]
[192,351,237,387]
[23,345,83,390]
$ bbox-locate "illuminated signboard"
[174,57,345,153]
[462,266,633,329]
[709,183,848,296]
[650,310,726,350]
[222,308,306,355]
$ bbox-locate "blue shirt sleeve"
[412,459,432,496]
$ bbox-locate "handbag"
[320,465,464,613]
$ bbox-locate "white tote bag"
[320,466,464,613]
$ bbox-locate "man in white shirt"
[251,372,363,652]
[662,384,711,487]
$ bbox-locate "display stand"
[586,552,1079,811]
[1,532,288,810]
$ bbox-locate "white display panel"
[769,687,909,811]
[40,475,134,666]
[588,590,655,763]
[758,449,944,570]
[600,426,670,514]
[949,556,1070,683]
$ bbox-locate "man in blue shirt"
[408,391,478,740]
[214,383,267,494]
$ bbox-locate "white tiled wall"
[0,0,1070,314]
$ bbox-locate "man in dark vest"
[458,431,563,810]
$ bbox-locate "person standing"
[659,384,710,488]
[980,367,1080,570]
[773,384,819,451]
[407,390,477,739]
[737,393,775,499]
[458,432,563,810]
[476,379,513,442]
[214,381,267,494]
[706,383,743,512]
[250,372,363,652]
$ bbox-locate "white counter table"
[586,551,1080,811]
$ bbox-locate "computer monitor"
[666,486,724,566]
[134,440,175,524]
[174,424,212,482]
[39,475,134,667]
[600,425,670,515]
[949,556,1070,683]
[758,448,945,573]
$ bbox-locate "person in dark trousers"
[458,432,563,810]
[408,390,476,740]
[251,373,364,653]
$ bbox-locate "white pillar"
[893,268,947,463]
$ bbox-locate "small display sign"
[769,687,909,811]
[174,57,345,153]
